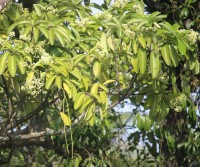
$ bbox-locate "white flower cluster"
[94,12,113,22]
[74,18,94,27]
[46,6,58,14]
[9,31,15,38]
[23,77,44,97]
[179,29,186,32]
[112,0,128,8]
[24,41,53,65]
[24,46,34,54]
[187,30,199,44]
[93,42,105,56]
[122,24,135,38]
[40,52,53,64]
[132,4,143,14]
[174,106,182,112]
[35,42,53,64]
[22,61,28,67]
[19,34,30,41]
[173,94,186,112]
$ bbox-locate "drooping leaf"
[63,82,72,98]
[60,112,71,126]
[93,61,101,77]
[138,48,147,74]
[177,38,187,56]
[169,45,179,67]
[131,54,139,73]
[161,44,171,66]
[0,51,9,75]
[16,56,26,74]
[45,75,56,89]
[150,50,160,79]
[91,83,98,95]
[101,32,107,53]
[55,76,62,89]
[74,93,85,110]
[8,55,17,77]
[138,35,146,49]
[103,80,115,85]
[132,40,138,54]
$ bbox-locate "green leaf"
[101,32,107,53]
[63,82,72,98]
[8,55,17,77]
[54,28,65,46]
[132,40,138,54]
[54,26,70,43]
[33,4,42,16]
[131,54,139,73]
[26,71,34,83]
[149,97,159,120]
[79,43,90,53]
[161,44,171,66]
[23,26,32,36]
[85,104,94,121]
[98,83,108,93]
[82,77,89,91]
[74,93,85,110]
[37,26,49,39]
[107,37,114,51]
[138,35,146,49]
[177,38,186,55]
[69,70,81,80]
[169,45,179,67]
[45,75,56,89]
[144,117,152,131]
[93,61,101,77]
[7,21,31,34]
[103,80,115,85]
[73,54,86,66]
[79,96,93,113]
[49,28,55,45]
[55,76,62,89]
[60,112,71,126]
[100,91,107,104]
[90,93,101,103]
[89,114,95,126]
[12,79,20,94]
[16,56,26,74]
[189,56,196,70]
[138,48,147,74]
[137,114,144,130]
[194,59,199,74]
[33,27,40,42]
[0,52,9,75]
[91,83,98,95]
[150,50,160,79]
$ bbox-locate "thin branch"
[0,129,64,142]
[108,73,137,110]
[7,92,58,130]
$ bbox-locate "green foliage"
[0,0,199,166]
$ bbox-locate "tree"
[0,0,199,166]
[137,0,200,166]
[144,0,200,30]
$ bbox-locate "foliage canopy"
[0,0,199,166]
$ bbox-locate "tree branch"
[0,73,136,148]
[7,92,58,130]
[108,74,137,110]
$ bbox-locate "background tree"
[138,0,200,166]
[0,0,199,166]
